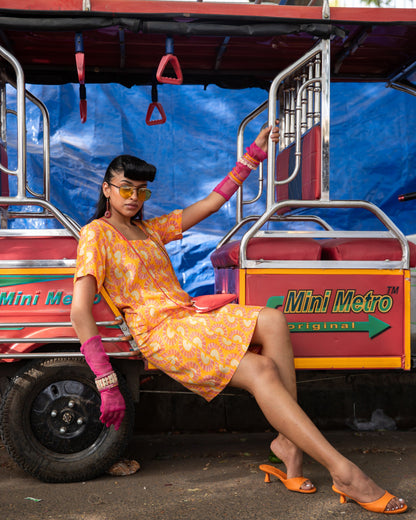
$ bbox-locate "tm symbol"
[387,286,399,295]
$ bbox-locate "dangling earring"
[104,198,111,218]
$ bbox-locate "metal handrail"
[239,199,410,269]
[0,351,140,359]
[235,100,268,224]
[0,335,131,343]
[3,72,52,203]
[0,44,138,359]
[0,197,81,237]
[267,40,329,209]
[0,46,26,197]
[0,318,122,327]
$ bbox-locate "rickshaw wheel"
[0,357,134,483]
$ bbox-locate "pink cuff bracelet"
[213,141,267,201]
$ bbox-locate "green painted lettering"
[20,295,33,306]
[284,291,306,313]
[379,295,393,312]
[0,292,15,305]
[333,290,354,312]
[45,291,63,305]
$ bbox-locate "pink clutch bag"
[192,293,237,313]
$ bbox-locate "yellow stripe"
[246,268,405,276]
[294,357,405,370]
[239,269,246,305]
[404,269,411,370]
[0,267,75,275]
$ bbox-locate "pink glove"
[81,335,126,430]
[99,387,126,430]
[213,142,267,201]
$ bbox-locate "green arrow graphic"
[266,296,390,338]
[266,296,285,309]
[287,315,390,339]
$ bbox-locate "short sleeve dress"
[75,209,261,401]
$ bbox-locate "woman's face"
[103,172,149,219]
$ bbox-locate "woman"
[71,124,407,514]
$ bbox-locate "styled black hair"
[91,155,156,221]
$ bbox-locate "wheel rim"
[30,379,104,454]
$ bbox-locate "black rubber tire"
[0,357,134,483]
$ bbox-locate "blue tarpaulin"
[5,82,416,294]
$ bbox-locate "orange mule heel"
[332,485,407,514]
[259,464,316,494]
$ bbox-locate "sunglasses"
[108,182,152,201]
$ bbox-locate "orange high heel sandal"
[332,485,407,514]
[259,464,316,494]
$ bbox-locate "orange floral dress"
[75,210,261,401]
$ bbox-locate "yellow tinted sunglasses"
[109,182,152,201]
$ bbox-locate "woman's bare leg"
[250,308,312,488]
[229,346,406,511]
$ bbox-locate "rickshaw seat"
[321,238,416,267]
[276,125,321,213]
[0,235,78,260]
[210,237,322,268]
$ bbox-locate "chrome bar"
[4,73,52,203]
[0,259,76,268]
[0,46,26,197]
[0,197,81,237]
[0,79,6,144]
[320,38,331,200]
[0,351,140,359]
[235,100,268,224]
[239,199,410,268]
[307,61,314,129]
[314,55,321,125]
[276,77,320,187]
[300,69,308,132]
[0,318,122,327]
[288,86,295,143]
[216,215,263,250]
[267,41,326,211]
[0,335,132,343]
[25,88,51,201]
[389,82,416,98]
[242,160,263,205]
[243,259,404,270]
[254,230,396,239]
[283,88,290,148]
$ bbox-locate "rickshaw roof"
[0,1,415,88]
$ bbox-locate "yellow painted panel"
[0,267,75,275]
[246,268,405,276]
[404,270,411,370]
[294,357,404,370]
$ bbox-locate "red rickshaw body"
[0,0,415,482]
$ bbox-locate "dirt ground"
[1,430,415,520]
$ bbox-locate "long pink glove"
[213,142,267,201]
[81,335,126,430]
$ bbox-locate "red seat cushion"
[0,236,78,260]
[211,237,322,268]
[276,125,321,214]
[321,238,416,267]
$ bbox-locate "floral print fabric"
[75,210,261,401]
